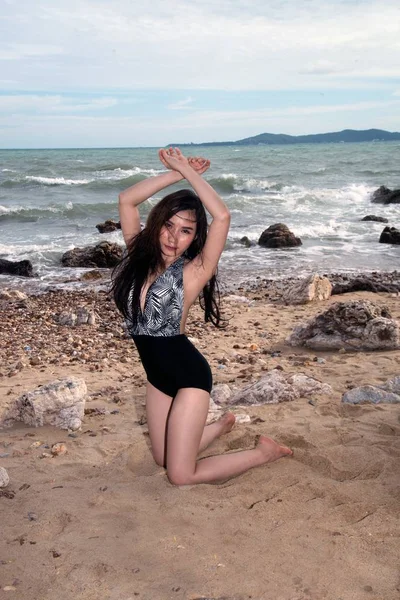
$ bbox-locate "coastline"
[1,277,399,599]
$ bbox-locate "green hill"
[169,129,400,147]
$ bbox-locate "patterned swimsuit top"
[127,256,184,337]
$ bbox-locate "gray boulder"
[61,241,124,268]
[96,219,121,233]
[282,274,332,305]
[371,186,400,204]
[361,215,388,223]
[0,258,34,277]
[287,300,400,351]
[228,370,332,405]
[258,223,302,248]
[0,377,87,431]
[379,226,400,245]
[342,376,400,404]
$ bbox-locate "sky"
[1,0,400,148]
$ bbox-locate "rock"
[57,308,96,326]
[239,236,254,248]
[0,377,87,430]
[371,186,400,204]
[0,258,34,277]
[80,270,103,281]
[224,295,252,304]
[0,289,28,301]
[342,386,400,404]
[211,384,232,405]
[61,241,124,268]
[287,300,400,351]
[258,223,302,248]
[96,219,121,233]
[206,398,223,423]
[51,442,68,456]
[361,215,389,223]
[332,276,396,294]
[282,274,332,305]
[228,370,332,405]
[379,375,400,394]
[0,466,10,488]
[379,226,400,245]
[58,311,77,326]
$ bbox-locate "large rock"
[96,219,121,233]
[282,274,332,305]
[331,276,399,295]
[61,241,124,268]
[228,370,332,405]
[287,300,400,351]
[379,226,400,245]
[258,223,302,248]
[0,258,34,277]
[371,186,400,204]
[0,377,87,431]
[361,215,388,223]
[342,375,400,404]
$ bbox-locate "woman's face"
[159,210,197,261]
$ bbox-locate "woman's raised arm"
[159,148,230,285]
[118,170,183,245]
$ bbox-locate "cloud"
[167,96,194,110]
[0,94,118,113]
[1,0,400,91]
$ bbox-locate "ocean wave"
[209,173,276,194]
[26,176,93,185]
[0,200,119,222]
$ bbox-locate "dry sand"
[0,285,399,600]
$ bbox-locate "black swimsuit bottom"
[132,334,212,398]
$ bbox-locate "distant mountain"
[169,129,400,147]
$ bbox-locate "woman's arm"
[118,170,183,245]
[159,148,230,289]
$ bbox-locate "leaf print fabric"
[127,257,184,337]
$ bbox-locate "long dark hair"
[112,189,224,327]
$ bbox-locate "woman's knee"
[167,468,194,486]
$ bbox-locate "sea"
[0,142,399,291]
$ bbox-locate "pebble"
[0,466,10,488]
[51,443,68,456]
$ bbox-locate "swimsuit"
[127,257,212,397]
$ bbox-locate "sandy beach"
[0,282,399,600]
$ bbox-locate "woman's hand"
[188,156,211,175]
[159,147,210,176]
[158,147,190,174]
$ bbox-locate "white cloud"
[167,96,194,110]
[1,1,400,91]
[0,95,117,113]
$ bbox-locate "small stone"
[0,466,10,488]
[363,586,373,593]
[51,443,67,456]
[27,512,38,521]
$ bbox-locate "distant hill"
[169,129,400,147]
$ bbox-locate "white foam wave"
[26,176,92,185]
[2,168,15,172]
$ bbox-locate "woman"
[113,147,292,485]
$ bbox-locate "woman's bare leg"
[146,383,237,466]
[166,388,292,486]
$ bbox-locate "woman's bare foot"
[217,412,236,436]
[256,435,293,464]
